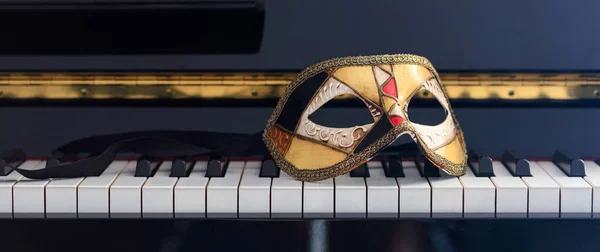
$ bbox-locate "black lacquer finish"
[349,163,370,178]
[134,156,161,177]
[205,157,228,177]
[468,149,495,177]
[502,150,531,177]
[382,155,404,177]
[0,149,25,176]
[552,150,586,177]
[417,154,440,177]
[0,1,265,55]
[170,159,195,177]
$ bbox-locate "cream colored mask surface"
[263,54,468,181]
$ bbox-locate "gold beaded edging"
[262,54,467,181]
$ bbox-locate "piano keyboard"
[2,157,600,219]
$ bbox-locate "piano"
[1,0,600,251]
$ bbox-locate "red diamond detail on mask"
[390,115,404,126]
[382,78,398,98]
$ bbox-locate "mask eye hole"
[309,96,375,128]
[406,86,448,126]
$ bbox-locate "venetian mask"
[263,54,467,181]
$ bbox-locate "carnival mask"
[263,54,468,181]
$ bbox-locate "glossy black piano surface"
[1,0,600,252]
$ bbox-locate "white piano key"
[520,162,560,218]
[142,161,178,218]
[397,161,431,218]
[206,161,244,218]
[110,162,147,218]
[174,161,209,218]
[458,167,495,218]
[334,172,366,218]
[271,167,302,218]
[78,161,128,218]
[490,161,528,218]
[427,164,464,218]
[303,178,334,218]
[45,174,85,218]
[365,161,398,218]
[238,161,271,218]
[0,160,38,218]
[537,161,592,218]
[13,161,50,218]
[584,161,600,218]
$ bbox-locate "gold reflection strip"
[0,72,598,100]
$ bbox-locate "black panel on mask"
[354,117,393,153]
[275,72,328,131]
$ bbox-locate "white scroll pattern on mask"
[422,78,449,109]
[412,117,455,149]
[303,121,371,148]
[298,77,376,149]
[409,78,455,149]
[305,78,352,115]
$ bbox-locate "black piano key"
[170,159,195,177]
[502,150,531,177]
[0,149,26,176]
[349,163,370,177]
[134,156,162,177]
[417,154,440,177]
[205,157,228,177]
[552,150,585,177]
[259,157,280,178]
[382,156,404,177]
[468,149,495,177]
